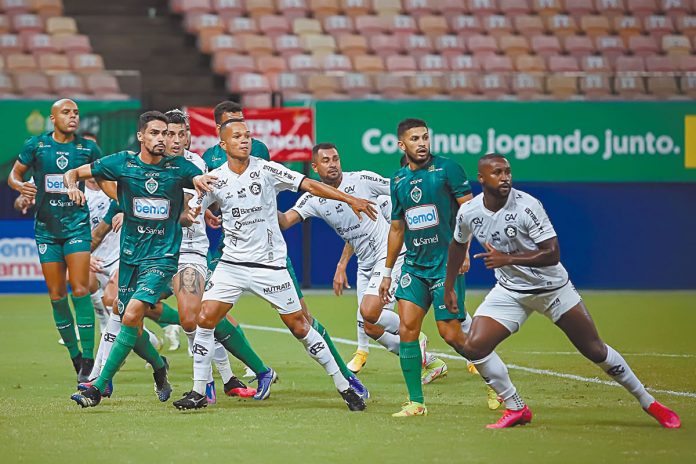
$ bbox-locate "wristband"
[383,267,393,278]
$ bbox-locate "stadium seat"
[478,73,510,98]
[307,74,340,97]
[595,35,626,60]
[245,0,276,18]
[0,71,15,93]
[322,52,352,72]
[186,13,223,35]
[340,0,370,17]
[374,74,409,98]
[300,34,336,56]
[548,55,580,72]
[176,0,212,15]
[274,34,304,57]
[644,15,674,40]
[340,72,374,97]
[208,34,240,54]
[46,16,77,35]
[449,54,482,72]
[212,53,255,74]
[615,74,647,97]
[353,54,385,72]
[322,15,353,36]
[625,0,657,20]
[402,0,438,19]
[580,15,611,38]
[369,33,402,57]
[408,73,445,97]
[227,73,272,98]
[257,55,287,74]
[309,0,340,20]
[500,0,532,15]
[580,55,611,72]
[35,0,64,19]
[512,73,546,99]
[336,34,368,57]
[645,55,678,72]
[484,15,513,39]
[0,33,22,54]
[354,15,387,37]
[531,35,561,57]
[276,0,308,20]
[516,53,546,72]
[1,0,32,15]
[71,53,104,73]
[613,16,642,44]
[0,16,9,34]
[372,0,403,16]
[450,15,483,38]
[212,0,244,20]
[482,54,514,72]
[240,34,273,56]
[37,52,69,71]
[269,72,307,95]
[293,18,322,36]
[389,14,418,36]
[532,0,563,18]
[241,93,273,108]
[678,54,696,72]
[15,71,51,96]
[227,16,258,35]
[385,54,417,72]
[662,34,691,54]
[468,34,498,55]
[418,54,447,72]
[440,0,468,16]
[288,53,320,72]
[647,76,679,98]
[406,33,436,58]
[444,72,478,98]
[514,15,546,39]
[499,35,530,58]
[467,0,497,19]
[682,75,696,98]
[546,74,578,99]
[579,73,612,98]
[595,0,626,18]
[6,53,37,72]
[53,34,91,54]
[546,14,578,38]
[628,35,659,57]
[615,55,646,73]
[661,0,691,20]
[675,15,696,38]
[564,0,594,20]
[13,14,43,33]
[563,35,595,56]
[50,72,85,95]
[258,15,291,38]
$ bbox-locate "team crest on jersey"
[145,178,158,194]
[400,273,412,288]
[504,225,517,238]
[38,244,47,254]
[250,182,261,195]
[410,186,422,203]
[56,155,68,170]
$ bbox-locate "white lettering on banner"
[133,198,170,220]
[45,174,69,194]
[405,205,439,230]
[0,238,43,281]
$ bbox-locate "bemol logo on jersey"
[405,204,439,230]
[44,174,69,194]
[133,198,170,220]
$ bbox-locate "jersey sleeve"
[453,204,472,244]
[262,161,305,193]
[445,160,472,198]
[201,146,215,169]
[252,138,271,161]
[90,152,123,181]
[17,137,38,166]
[523,198,557,244]
[359,171,390,197]
[179,158,204,189]
[102,200,122,226]
[89,141,103,162]
[390,177,404,221]
[378,195,392,222]
[291,193,318,220]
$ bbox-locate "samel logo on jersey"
[133,197,170,220]
[404,204,439,230]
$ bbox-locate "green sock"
[214,318,268,374]
[312,318,353,380]
[51,297,81,359]
[95,325,138,392]
[71,294,96,359]
[400,341,424,404]
[133,330,164,370]
[157,303,180,325]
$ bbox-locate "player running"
[173,119,376,411]
[444,154,681,429]
[278,143,448,385]
[379,119,480,418]
[7,99,102,384]
[66,111,217,408]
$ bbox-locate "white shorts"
[177,252,208,281]
[474,281,582,334]
[357,253,405,309]
[202,261,302,314]
[95,259,118,290]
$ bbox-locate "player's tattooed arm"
[444,238,469,314]
[91,221,113,252]
[7,161,37,199]
[333,242,354,296]
[299,178,378,221]
[474,237,560,269]
[64,164,93,206]
[277,210,302,231]
[379,219,405,304]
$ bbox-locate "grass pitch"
[0,291,694,464]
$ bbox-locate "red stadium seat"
[532,0,563,18]
[580,54,611,72]
[661,0,691,20]
[256,55,287,74]
[246,0,276,18]
[512,73,546,99]
[322,53,352,72]
[293,17,322,36]
[340,0,370,17]
[301,34,336,56]
[374,74,409,99]
[369,34,402,57]
[372,0,403,16]
[444,72,478,97]
[516,54,547,72]
[628,35,659,57]
[37,52,69,71]
[565,0,594,20]
[408,73,445,97]
[51,72,86,95]
[0,0,32,15]
[340,72,374,97]
[441,0,468,16]
[240,34,273,56]
[212,52,255,75]
[595,35,626,60]
[227,16,258,35]
[613,16,642,44]
[514,15,546,39]
[662,34,691,55]
[645,55,678,72]
[546,14,578,38]
[449,54,482,72]
[483,15,513,39]
[258,15,291,38]
[212,0,244,20]
[208,34,240,54]
[580,15,611,38]
[499,0,532,16]
[288,54,320,72]
[85,72,120,93]
[323,15,354,36]
[0,16,10,34]
[450,15,483,38]
[548,55,580,72]
[682,75,696,98]
[274,34,304,57]
[405,34,436,58]
[336,34,368,57]
[309,0,341,20]
[418,53,448,72]
[646,76,679,98]
[478,73,510,98]
[531,34,561,57]
[53,34,91,54]
[678,54,696,72]
[499,35,530,57]
[353,54,385,72]
[25,33,56,54]
[387,15,418,37]
[467,0,497,19]
[595,0,626,18]
[644,15,674,40]
[468,34,498,55]
[241,93,273,108]
[615,74,646,97]
[0,33,22,54]
[482,54,514,72]
[402,0,438,19]
[579,73,612,98]
[385,54,417,72]
[354,15,387,37]
[674,16,696,38]
[269,72,307,94]
[276,0,308,20]
[176,0,212,15]
[227,72,272,94]
[625,0,657,19]
[307,74,340,97]
[6,53,37,72]
[15,71,51,96]
[432,34,462,58]
[71,53,104,73]
[615,55,646,73]
[546,74,578,99]
[563,35,595,56]
[417,15,449,37]
[13,14,43,33]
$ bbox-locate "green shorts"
[394,271,467,321]
[117,260,177,314]
[36,235,91,264]
[286,256,304,300]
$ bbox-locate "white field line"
[240,324,696,400]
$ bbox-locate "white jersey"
[454,188,568,292]
[292,171,391,270]
[180,150,209,259]
[85,187,120,266]
[200,157,304,268]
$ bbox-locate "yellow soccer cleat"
[347,350,368,373]
[486,386,503,410]
[466,361,479,375]
[421,357,448,385]
[392,401,428,417]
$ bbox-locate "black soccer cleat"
[71,353,83,375]
[173,391,208,410]
[70,385,102,408]
[78,358,94,384]
[339,387,366,412]
[153,362,172,402]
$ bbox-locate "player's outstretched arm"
[277,210,302,231]
[192,173,218,196]
[445,239,469,314]
[379,219,405,304]
[333,242,354,296]
[474,237,560,269]
[299,178,377,221]
[64,164,94,206]
[7,161,37,199]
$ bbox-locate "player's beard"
[405,149,430,167]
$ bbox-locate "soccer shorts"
[285,256,304,300]
[36,234,91,264]
[95,258,118,290]
[357,253,405,309]
[474,281,582,333]
[116,260,178,314]
[395,271,467,321]
[203,261,302,315]
[177,251,208,281]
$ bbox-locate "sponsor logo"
[286,296,294,305]
[205,280,214,291]
[237,187,246,198]
[413,235,439,247]
[410,186,422,203]
[400,273,412,288]
[250,182,262,195]
[103,332,116,343]
[360,174,389,185]
[266,229,273,245]
[117,299,124,314]
[49,199,75,207]
[409,178,422,185]
[38,244,47,254]
[250,171,260,179]
[234,221,242,230]
[126,161,138,168]
[607,364,625,376]
[145,172,160,177]
[235,218,265,228]
[56,154,68,170]
[524,207,541,227]
[472,217,483,226]
[308,341,326,356]
[491,231,501,242]
[344,185,355,194]
[192,343,209,356]
[548,297,561,309]
[214,178,228,189]
[263,281,291,294]
[318,198,327,205]
[504,225,517,238]
[335,203,345,213]
[45,174,68,194]
[145,178,159,194]
[133,198,170,220]
[232,208,241,217]
[504,213,517,222]
[405,204,439,230]
[336,224,361,235]
[137,225,165,236]
[67,238,82,245]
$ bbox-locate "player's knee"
[359,298,381,324]
[438,326,460,348]
[580,339,607,363]
[285,315,310,339]
[196,310,217,330]
[179,311,197,332]
[71,285,90,298]
[48,287,67,300]
[363,321,382,339]
[462,335,492,361]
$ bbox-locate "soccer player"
[378,118,475,417]
[444,154,681,429]
[279,143,448,384]
[7,99,102,383]
[66,111,217,408]
[173,119,377,411]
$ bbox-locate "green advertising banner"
[0,100,141,178]
[314,101,696,182]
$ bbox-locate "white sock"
[375,331,400,355]
[213,341,233,384]
[460,313,473,334]
[186,329,213,382]
[144,328,160,350]
[300,327,350,391]
[472,351,523,410]
[192,327,216,395]
[91,290,109,333]
[375,309,400,334]
[598,344,655,409]
[356,312,370,352]
[89,335,106,379]
[100,312,122,371]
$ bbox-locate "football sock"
[192,327,216,395]
[213,341,233,384]
[157,303,180,325]
[51,297,80,359]
[184,329,196,352]
[89,335,106,379]
[72,294,96,359]
[399,341,424,404]
[598,344,655,409]
[311,318,353,380]
[471,351,521,410]
[356,312,370,352]
[144,327,160,349]
[99,312,121,372]
[94,324,138,392]
[90,289,108,333]
[133,329,165,371]
[214,318,268,375]
[376,331,400,355]
[460,313,472,334]
[376,309,400,334]
[300,327,350,391]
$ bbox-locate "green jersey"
[202,138,270,170]
[391,155,471,279]
[90,151,202,265]
[17,132,102,240]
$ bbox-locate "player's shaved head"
[478,153,512,199]
[49,99,79,137]
[51,98,77,115]
[478,153,508,171]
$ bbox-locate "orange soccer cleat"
[486,405,533,429]
[644,401,681,429]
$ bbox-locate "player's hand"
[379,277,393,304]
[348,197,378,221]
[333,266,350,296]
[474,243,510,269]
[20,181,37,199]
[444,287,459,314]
[112,213,124,232]
[90,256,104,273]
[459,252,471,274]
[17,195,35,215]
[67,185,85,206]
[184,205,201,225]
[193,174,218,195]
[204,209,222,229]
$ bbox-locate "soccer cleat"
[644,401,681,428]
[348,375,369,400]
[70,385,102,408]
[205,381,217,405]
[243,366,255,378]
[421,357,448,385]
[173,391,208,410]
[486,386,502,410]
[347,350,368,374]
[252,368,277,400]
[392,401,427,417]
[418,333,428,367]
[153,362,172,402]
[224,376,257,398]
[78,358,94,384]
[163,325,180,351]
[339,387,366,411]
[486,405,533,429]
[71,353,83,375]
[78,379,113,398]
[467,361,479,375]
